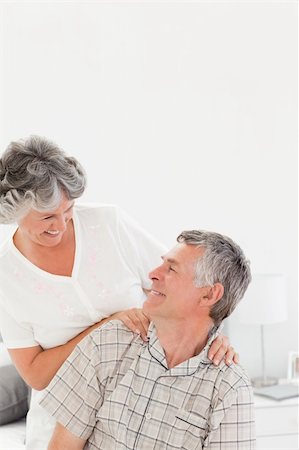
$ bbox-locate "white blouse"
[0,203,166,350]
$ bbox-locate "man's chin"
[142,305,152,321]
[142,300,155,319]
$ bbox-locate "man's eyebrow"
[162,256,179,265]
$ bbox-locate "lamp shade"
[237,274,287,325]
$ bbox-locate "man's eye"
[169,266,175,272]
[42,216,53,220]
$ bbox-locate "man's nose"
[149,264,163,281]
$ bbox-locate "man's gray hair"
[0,136,86,223]
[177,230,251,326]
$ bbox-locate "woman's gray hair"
[177,230,251,326]
[0,135,87,223]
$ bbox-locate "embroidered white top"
[0,203,165,349]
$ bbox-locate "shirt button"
[145,413,152,420]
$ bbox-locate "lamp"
[237,274,287,387]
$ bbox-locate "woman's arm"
[8,318,108,391]
[8,308,150,391]
[48,423,86,450]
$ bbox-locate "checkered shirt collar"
[146,321,223,376]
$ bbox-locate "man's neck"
[154,318,215,369]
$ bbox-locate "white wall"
[0,1,297,379]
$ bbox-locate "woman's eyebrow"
[39,203,74,217]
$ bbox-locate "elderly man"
[40,230,255,450]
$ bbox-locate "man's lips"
[150,289,166,297]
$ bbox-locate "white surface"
[237,274,287,324]
[254,394,299,450]
[0,419,26,450]
[0,0,297,381]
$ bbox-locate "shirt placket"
[72,279,99,322]
[131,355,178,449]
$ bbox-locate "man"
[40,230,256,450]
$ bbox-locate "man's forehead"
[163,243,205,264]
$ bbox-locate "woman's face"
[17,194,75,248]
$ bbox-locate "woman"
[0,136,237,450]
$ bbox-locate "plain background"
[0,0,297,380]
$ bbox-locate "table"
[254,393,298,449]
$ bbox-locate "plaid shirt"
[40,321,255,450]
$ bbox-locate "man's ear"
[201,283,224,306]
[211,283,224,304]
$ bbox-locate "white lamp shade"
[237,274,287,325]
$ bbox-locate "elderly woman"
[0,136,237,450]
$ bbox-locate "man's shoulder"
[91,319,139,342]
[85,320,144,361]
[212,360,253,399]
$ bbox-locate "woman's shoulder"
[74,202,120,219]
[74,203,149,236]
[0,225,16,257]
[74,202,123,228]
[75,202,119,213]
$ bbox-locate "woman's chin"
[40,232,63,246]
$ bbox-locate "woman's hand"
[208,333,239,366]
[111,308,150,342]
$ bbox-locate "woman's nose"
[54,215,67,231]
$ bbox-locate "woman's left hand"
[111,308,150,342]
[208,333,239,366]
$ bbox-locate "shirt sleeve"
[204,384,256,450]
[40,333,104,440]
[115,207,168,290]
[0,298,39,349]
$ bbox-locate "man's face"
[143,243,206,321]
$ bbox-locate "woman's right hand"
[110,308,150,342]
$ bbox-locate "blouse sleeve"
[115,207,168,290]
[0,295,39,349]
